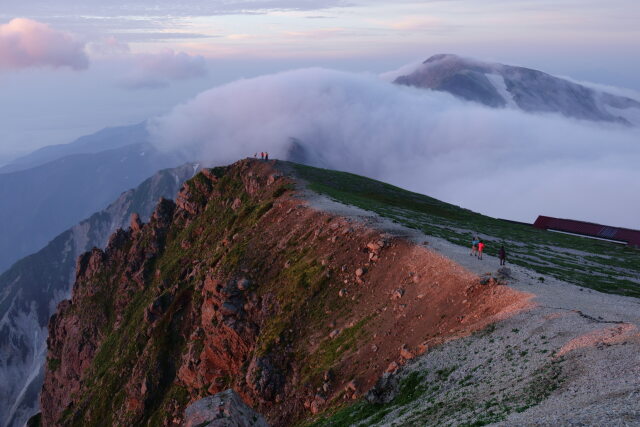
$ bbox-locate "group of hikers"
[470,234,507,265]
[254,152,269,160]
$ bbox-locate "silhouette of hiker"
[265,152,269,160]
[499,245,507,265]
[260,152,264,160]
[477,240,485,260]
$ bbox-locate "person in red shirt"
[477,240,485,260]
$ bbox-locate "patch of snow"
[486,73,517,108]
[604,105,640,126]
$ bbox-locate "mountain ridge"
[0,164,198,427]
[37,159,640,426]
[394,53,640,125]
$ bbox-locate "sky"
[0,0,639,160]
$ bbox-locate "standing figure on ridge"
[499,245,507,265]
[470,234,479,257]
[265,152,269,160]
[477,240,485,260]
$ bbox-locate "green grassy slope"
[291,163,640,298]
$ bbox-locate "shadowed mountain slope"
[0,164,198,427]
[395,54,640,125]
[0,143,181,273]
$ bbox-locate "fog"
[148,68,640,229]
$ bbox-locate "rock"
[400,345,415,360]
[366,373,398,404]
[329,329,341,339]
[345,380,357,392]
[367,242,381,252]
[220,302,241,317]
[497,267,513,279]
[310,394,326,414]
[355,268,365,277]
[417,342,429,354]
[182,389,269,427]
[385,361,399,373]
[392,289,405,300]
[371,344,378,353]
[267,174,281,185]
[339,289,347,297]
[231,198,242,211]
[130,213,143,233]
[236,278,251,291]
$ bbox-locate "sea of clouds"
[148,68,640,228]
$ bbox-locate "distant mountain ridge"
[0,142,182,272]
[0,164,198,427]
[394,54,640,125]
[0,123,148,174]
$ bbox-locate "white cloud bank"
[0,18,88,70]
[148,68,640,229]
[120,49,207,89]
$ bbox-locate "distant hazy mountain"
[395,54,640,125]
[0,163,198,427]
[0,123,148,174]
[0,143,181,273]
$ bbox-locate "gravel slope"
[299,182,640,426]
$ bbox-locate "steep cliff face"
[41,159,528,426]
[0,164,198,427]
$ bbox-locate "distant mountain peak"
[395,54,640,125]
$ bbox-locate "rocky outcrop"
[0,164,197,427]
[182,389,268,427]
[40,159,529,426]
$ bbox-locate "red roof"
[533,216,640,247]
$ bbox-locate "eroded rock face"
[182,389,268,427]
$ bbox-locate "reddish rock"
[385,362,399,373]
[400,345,415,360]
[183,389,269,427]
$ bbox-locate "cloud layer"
[0,18,88,70]
[120,49,207,89]
[148,68,640,228]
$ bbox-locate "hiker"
[477,240,485,260]
[499,245,506,265]
[265,152,269,160]
[254,153,257,158]
[470,235,479,256]
[260,152,264,160]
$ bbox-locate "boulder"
[236,278,251,291]
[392,289,405,300]
[182,389,269,427]
[400,345,415,360]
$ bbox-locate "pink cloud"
[0,18,89,70]
[120,49,207,89]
